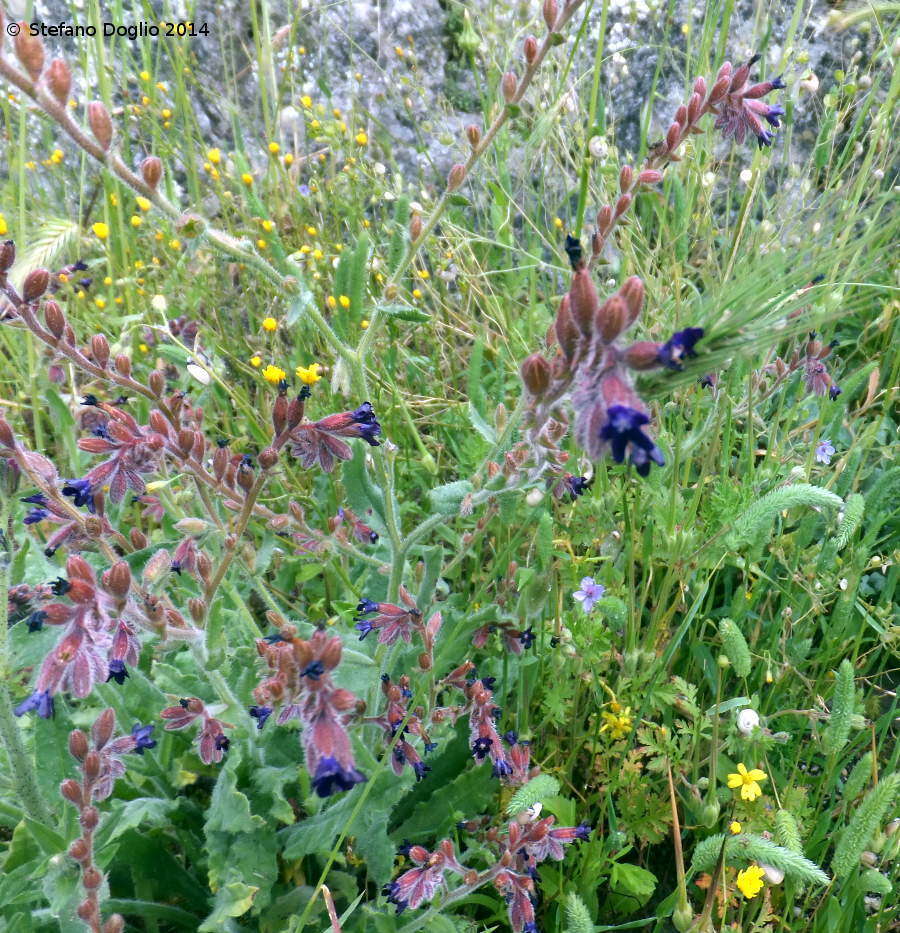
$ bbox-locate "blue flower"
[829,384,842,400]
[574,822,592,840]
[106,659,129,684]
[355,619,374,640]
[131,723,156,754]
[298,184,311,196]
[14,690,54,719]
[491,759,513,778]
[312,757,367,797]
[214,734,230,752]
[472,736,493,760]
[249,705,273,730]
[61,478,95,513]
[351,403,382,446]
[815,439,835,465]
[657,327,704,370]
[502,730,518,746]
[564,474,592,498]
[26,610,46,632]
[519,626,536,649]
[573,577,605,612]
[300,660,325,680]
[23,507,48,525]
[423,741,438,753]
[599,405,665,476]
[412,761,431,781]
[355,598,379,616]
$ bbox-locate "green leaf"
[428,480,474,516]
[506,773,561,814]
[96,798,177,845]
[608,863,657,912]
[467,401,497,443]
[199,882,258,930]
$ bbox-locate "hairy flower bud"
[447,163,467,192]
[569,267,600,336]
[619,275,645,324]
[637,169,663,186]
[409,213,422,241]
[501,71,518,103]
[520,353,551,396]
[68,729,89,761]
[258,447,279,469]
[105,561,131,598]
[542,0,558,29]
[465,123,482,148]
[596,204,614,234]
[149,370,165,396]
[82,867,103,890]
[188,598,206,624]
[44,299,66,338]
[709,75,730,103]
[418,652,432,670]
[88,101,113,151]
[694,75,707,98]
[60,779,83,807]
[0,419,15,450]
[83,751,101,780]
[523,35,538,64]
[91,334,110,367]
[91,708,116,750]
[614,193,632,217]
[0,240,15,273]
[14,26,45,80]
[130,528,148,549]
[687,92,703,123]
[665,122,682,151]
[554,295,579,361]
[674,103,688,127]
[45,58,72,105]
[68,838,89,861]
[77,901,97,923]
[624,341,663,370]
[23,268,50,301]
[619,165,633,192]
[596,295,627,343]
[114,354,131,376]
[141,156,162,190]
[103,915,125,933]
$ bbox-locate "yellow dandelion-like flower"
[139,343,149,353]
[262,317,278,332]
[261,364,286,384]
[261,219,274,232]
[92,222,109,240]
[360,319,370,329]
[76,290,86,299]
[310,119,321,130]
[0,214,7,236]
[51,149,64,164]
[268,141,280,154]
[332,108,342,118]
[139,70,151,82]
[312,249,324,260]
[727,763,767,802]
[554,217,564,230]
[130,215,143,227]
[103,276,113,286]
[136,196,152,212]
[141,95,151,106]
[109,194,118,207]
[161,108,172,119]
[249,355,262,368]
[418,269,430,280]
[257,239,268,250]
[58,273,69,283]
[241,173,253,186]
[729,821,742,835]
[155,82,167,92]
[355,130,368,145]
[295,363,323,385]
[305,225,317,236]
[207,148,221,164]
[300,95,313,109]
[169,239,181,251]
[412,288,422,299]
[326,295,337,309]
[338,295,351,309]
[599,707,633,740]
[736,865,765,899]
[94,298,106,309]
[283,153,294,167]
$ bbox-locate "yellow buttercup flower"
[207,148,221,164]
[0,213,6,236]
[300,95,312,109]
[355,130,368,145]
[729,821,742,835]
[600,707,633,740]
[736,864,765,899]
[130,215,143,227]
[338,295,351,309]
[261,364,286,384]
[92,222,109,240]
[241,173,253,186]
[262,317,278,332]
[136,196,152,212]
[295,363,323,385]
[727,763,767,802]
[268,141,280,154]
[249,355,262,368]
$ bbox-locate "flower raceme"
[287,402,382,473]
[710,56,786,148]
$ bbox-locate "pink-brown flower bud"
[141,156,162,190]
[520,353,551,396]
[91,708,116,750]
[465,123,481,148]
[693,76,707,98]
[665,122,681,151]
[68,729,89,761]
[618,275,645,324]
[130,528,148,549]
[709,75,730,103]
[596,295,627,343]
[623,341,663,370]
[409,213,422,240]
[104,560,131,598]
[523,35,539,65]
[68,838,89,861]
[23,268,50,302]
[596,204,614,233]
[674,104,688,127]
[14,27,44,80]
[114,354,131,376]
[568,267,600,335]
[103,915,125,933]
[189,598,206,624]
[501,71,518,103]
[614,193,632,217]
[542,0,559,29]
[82,867,103,890]
[88,101,113,151]
[83,751,101,780]
[258,447,279,469]
[619,165,633,192]
[637,169,663,185]
[447,163,467,192]
[60,779,83,807]
[272,394,287,434]
[0,240,15,273]
[45,58,72,105]
[77,901,97,924]
[554,295,579,361]
[149,370,165,396]
[44,299,65,338]
[91,334,110,367]
[688,92,703,123]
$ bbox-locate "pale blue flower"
[573,577,605,612]
[815,439,835,465]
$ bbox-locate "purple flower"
[518,626,536,649]
[214,734,231,752]
[23,507,48,525]
[658,327,704,370]
[564,474,592,499]
[61,478,95,513]
[573,576,605,613]
[106,659,129,684]
[472,736,493,760]
[412,761,431,781]
[355,619,374,639]
[829,384,842,400]
[27,610,46,632]
[349,403,382,446]
[131,723,157,754]
[249,705,272,729]
[14,689,54,719]
[311,756,367,797]
[815,439,835,465]
[298,184,310,196]
[21,492,48,505]
[300,660,325,680]
[712,57,787,148]
[599,405,665,476]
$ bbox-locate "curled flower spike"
[711,56,787,148]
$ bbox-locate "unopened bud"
[45,58,72,105]
[103,915,125,933]
[68,838,89,861]
[258,447,278,469]
[619,275,645,324]
[501,71,518,103]
[569,267,600,335]
[523,35,538,65]
[596,296,627,343]
[687,92,702,123]
[520,353,551,396]
[114,354,131,376]
[82,867,103,890]
[141,156,162,190]
[130,528,148,549]
[149,370,165,396]
[623,341,663,370]
[619,165,633,192]
[272,394,287,434]
[23,268,50,301]
[83,751,101,780]
[614,193,632,217]
[91,708,116,749]
[693,76,707,98]
[91,334,110,367]
[709,75,730,103]
[44,299,66,338]
[60,779,83,807]
[0,240,15,273]
[447,163,467,192]
[674,104,688,127]
[68,729,89,761]
[14,26,45,80]
[665,122,681,151]
[105,561,131,598]
[409,213,422,240]
[596,204,614,233]
[77,901,97,923]
[88,101,113,150]
[465,124,481,148]
[418,652,432,670]
[542,0,558,30]
[189,598,206,624]
[0,419,14,449]
[637,169,663,185]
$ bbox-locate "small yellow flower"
[326,295,337,309]
[295,362,323,385]
[300,95,313,109]
[51,149,64,164]
[130,215,143,227]
[332,108,342,118]
[136,196,152,212]
[729,821,742,835]
[139,343,149,353]
[92,222,109,240]
[283,153,294,167]
[355,130,368,145]
[154,232,164,242]
[241,173,253,186]
[103,276,113,286]
[599,707,633,740]
[554,217,564,229]
[207,148,221,164]
[262,317,278,332]
[268,141,280,154]
[360,319,370,329]
[338,295,350,309]
[736,864,765,899]
[76,290,86,299]
[58,273,69,283]
[109,194,118,207]
[257,239,268,250]
[412,288,422,299]
[161,108,172,119]
[0,214,7,236]
[312,249,324,260]
[261,219,274,232]
[417,269,430,280]
[155,82,167,92]
[310,119,321,130]
[261,364,286,384]
[727,763,767,802]
[139,70,151,82]
[305,225,317,236]
[94,298,106,309]
[249,355,262,368]
[169,239,181,251]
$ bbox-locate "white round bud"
[736,708,761,736]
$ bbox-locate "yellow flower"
[169,239,182,251]
[103,276,113,286]
[305,225,317,236]
[241,173,253,186]
[130,215,143,227]
[155,82,167,92]
[554,216,564,229]
[0,214,6,236]
[418,269,430,280]
[312,249,323,260]
[92,222,109,240]
[94,298,106,309]
[599,707,633,740]
[360,319,370,329]
[261,219,274,232]
[326,295,337,309]
[283,153,294,166]
[262,317,278,332]
[161,108,172,119]
[355,130,368,145]
[268,141,280,154]
[412,289,422,299]
[136,196,152,212]
[139,343,149,353]
[257,239,268,250]
[51,149,64,164]
[249,355,262,368]
[736,864,765,899]
[727,763,767,802]
[295,363,322,385]
[109,194,118,207]
[338,295,350,309]
[139,70,151,82]
[207,148,221,164]
[58,273,69,283]
[261,364,286,384]
[729,821,742,835]
[300,95,313,109]
[310,119,321,130]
